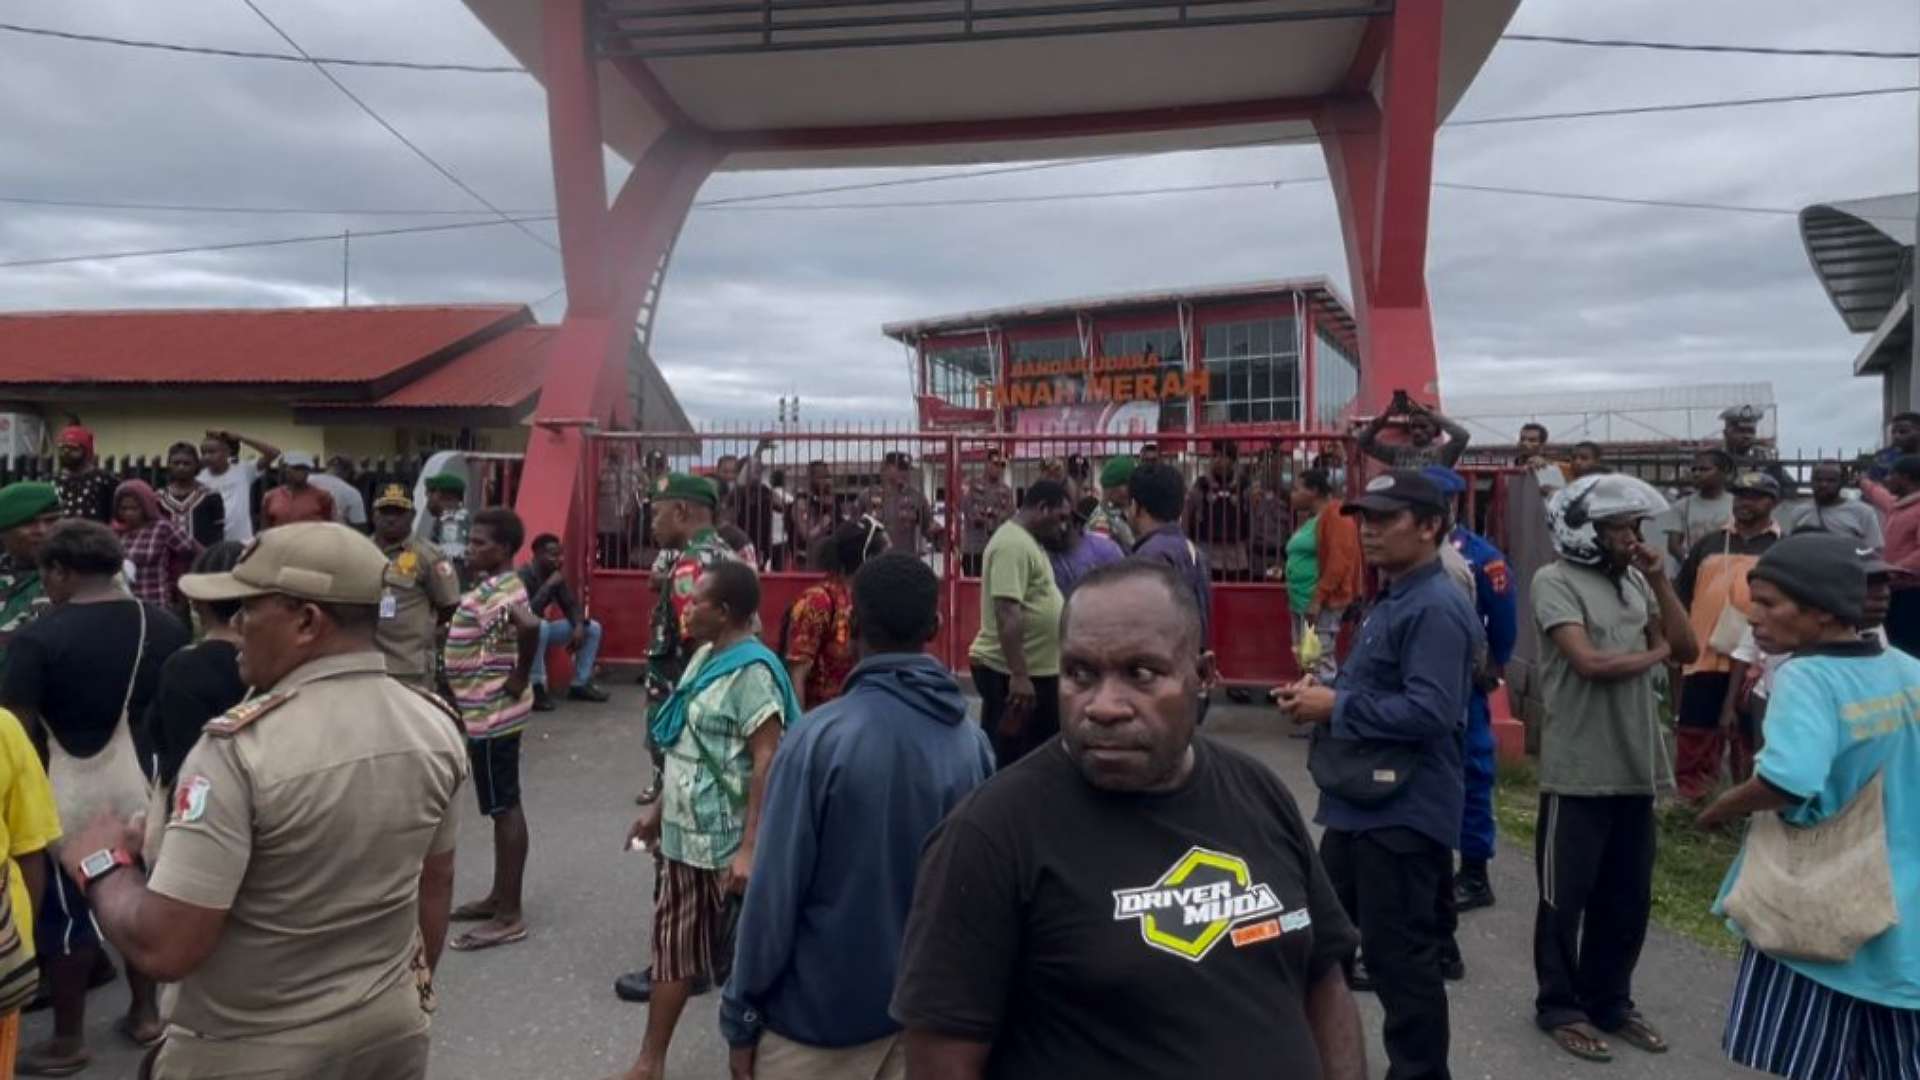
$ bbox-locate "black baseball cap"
[1340,470,1449,516]
[1729,471,1782,499]
[1746,533,1867,624]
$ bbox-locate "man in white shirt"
[197,429,282,543]
[310,455,370,531]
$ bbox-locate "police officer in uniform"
[371,484,461,691]
[58,523,468,1079]
[1423,466,1518,986]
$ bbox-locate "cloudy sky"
[1,0,1914,452]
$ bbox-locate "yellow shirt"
[0,710,60,957]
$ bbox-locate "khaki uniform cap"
[181,522,388,605]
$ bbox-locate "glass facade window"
[1011,337,1078,363]
[1201,317,1299,425]
[925,343,994,408]
[1314,329,1360,429]
[1102,326,1188,430]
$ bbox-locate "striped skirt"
[1724,945,1920,1080]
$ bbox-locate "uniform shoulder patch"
[397,680,462,726]
[204,689,297,737]
[1485,559,1511,594]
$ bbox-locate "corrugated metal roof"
[880,277,1358,344]
[359,325,556,410]
[0,304,528,385]
[1800,194,1916,334]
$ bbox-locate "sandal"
[450,900,498,922]
[1548,1022,1613,1063]
[1611,1013,1669,1054]
[114,1015,165,1049]
[450,922,529,952]
[16,1045,92,1078]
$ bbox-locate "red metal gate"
[582,428,1367,686]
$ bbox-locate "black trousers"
[1321,826,1453,1080]
[973,664,1061,766]
[1532,793,1656,1032]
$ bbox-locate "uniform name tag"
[380,591,397,620]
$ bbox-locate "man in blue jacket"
[719,554,994,1079]
[1423,468,1518,913]
[1277,469,1480,1080]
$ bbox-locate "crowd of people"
[0,398,1909,1080]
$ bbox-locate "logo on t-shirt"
[1111,846,1293,962]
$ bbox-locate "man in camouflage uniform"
[1087,455,1138,551]
[0,483,60,673]
[958,449,1016,577]
[618,473,736,1004]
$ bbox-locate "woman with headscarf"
[111,479,200,610]
[154,441,225,548]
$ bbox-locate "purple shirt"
[1049,531,1126,597]
[1129,525,1213,638]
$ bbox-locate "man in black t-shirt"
[0,519,189,1073]
[892,560,1364,1079]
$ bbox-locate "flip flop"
[1548,1022,1613,1063]
[1611,1013,1669,1054]
[114,1015,165,1049]
[450,900,498,922]
[15,1047,92,1077]
[450,924,529,952]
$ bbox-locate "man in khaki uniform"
[56,522,468,1080]
[371,483,461,690]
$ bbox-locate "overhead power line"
[1501,33,1919,61]
[235,0,558,254]
[0,215,557,271]
[14,84,1911,219]
[0,20,526,72]
[7,172,1888,273]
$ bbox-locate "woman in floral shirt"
[783,517,887,709]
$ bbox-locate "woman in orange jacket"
[1282,468,1365,680]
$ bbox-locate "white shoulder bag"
[49,601,153,835]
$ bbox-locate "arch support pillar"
[518,0,719,568]
[1317,0,1444,411]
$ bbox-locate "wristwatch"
[77,848,134,892]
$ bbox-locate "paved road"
[28,685,1759,1079]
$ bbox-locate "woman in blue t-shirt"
[1697,533,1920,1079]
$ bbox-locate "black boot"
[614,966,712,1003]
[1454,859,1495,913]
[531,684,556,712]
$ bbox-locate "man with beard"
[1784,462,1882,552]
[1530,475,1696,1064]
[969,481,1070,765]
[52,425,118,523]
[894,560,1365,1080]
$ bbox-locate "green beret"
[658,473,719,509]
[1099,455,1138,489]
[423,473,466,495]
[0,483,59,532]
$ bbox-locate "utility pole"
[341,230,351,307]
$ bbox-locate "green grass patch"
[1493,763,1743,956]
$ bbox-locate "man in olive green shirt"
[969,480,1070,765]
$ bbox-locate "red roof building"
[0,304,689,460]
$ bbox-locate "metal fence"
[583,427,1369,684]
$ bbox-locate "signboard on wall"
[982,354,1207,409]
